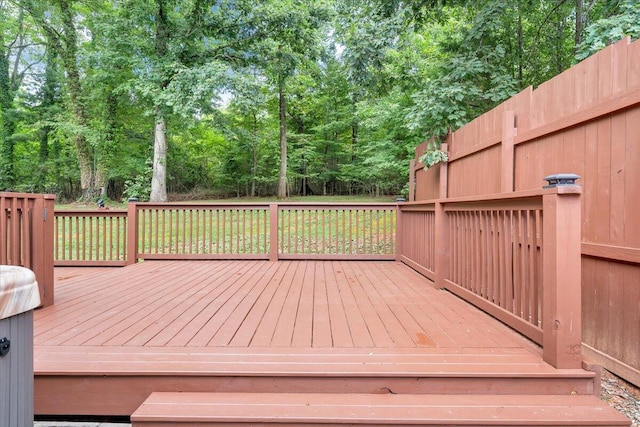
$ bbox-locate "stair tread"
[35,346,593,378]
[132,392,630,426]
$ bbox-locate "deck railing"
[1,192,55,306]
[55,210,128,266]
[398,186,583,369]
[51,191,581,369]
[54,202,397,265]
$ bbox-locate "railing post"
[269,204,278,262]
[126,202,138,265]
[434,201,449,290]
[39,195,56,307]
[395,204,403,261]
[31,196,46,306]
[542,183,582,369]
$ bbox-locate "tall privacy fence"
[411,37,640,384]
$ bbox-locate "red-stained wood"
[542,191,583,369]
[622,265,640,370]
[414,37,640,386]
[1,192,56,306]
[624,108,640,250]
[131,392,630,427]
[33,261,613,418]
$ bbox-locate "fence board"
[595,118,612,242]
[622,265,640,369]
[609,113,626,245]
[629,39,640,90]
[625,108,640,248]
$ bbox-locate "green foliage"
[419,140,449,169]
[576,0,640,60]
[3,0,637,201]
[123,160,153,202]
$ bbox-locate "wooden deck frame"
[34,260,600,418]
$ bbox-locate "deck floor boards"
[38,261,532,350]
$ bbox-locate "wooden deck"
[33,261,627,425]
[39,260,535,349]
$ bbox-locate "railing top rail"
[132,201,398,208]
[54,209,128,216]
[277,203,397,210]
[401,186,581,208]
[133,202,271,209]
[52,202,400,217]
[0,192,56,200]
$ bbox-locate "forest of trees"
[1,0,638,202]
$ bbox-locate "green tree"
[246,0,332,199]
[576,0,640,60]
[0,3,44,190]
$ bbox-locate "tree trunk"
[150,0,169,202]
[58,0,95,199]
[94,90,118,197]
[575,0,584,48]
[36,51,54,192]
[517,1,524,86]
[251,112,257,197]
[277,71,288,199]
[150,114,168,202]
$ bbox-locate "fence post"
[542,183,582,369]
[409,159,416,202]
[269,204,279,262]
[439,143,448,199]
[501,111,516,192]
[126,202,138,265]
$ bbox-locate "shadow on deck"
[34,261,629,426]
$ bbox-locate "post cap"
[543,173,581,188]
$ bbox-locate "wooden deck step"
[131,392,631,427]
[34,346,602,416]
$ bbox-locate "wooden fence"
[398,187,582,369]
[411,37,640,384]
[0,192,55,307]
[54,202,397,265]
